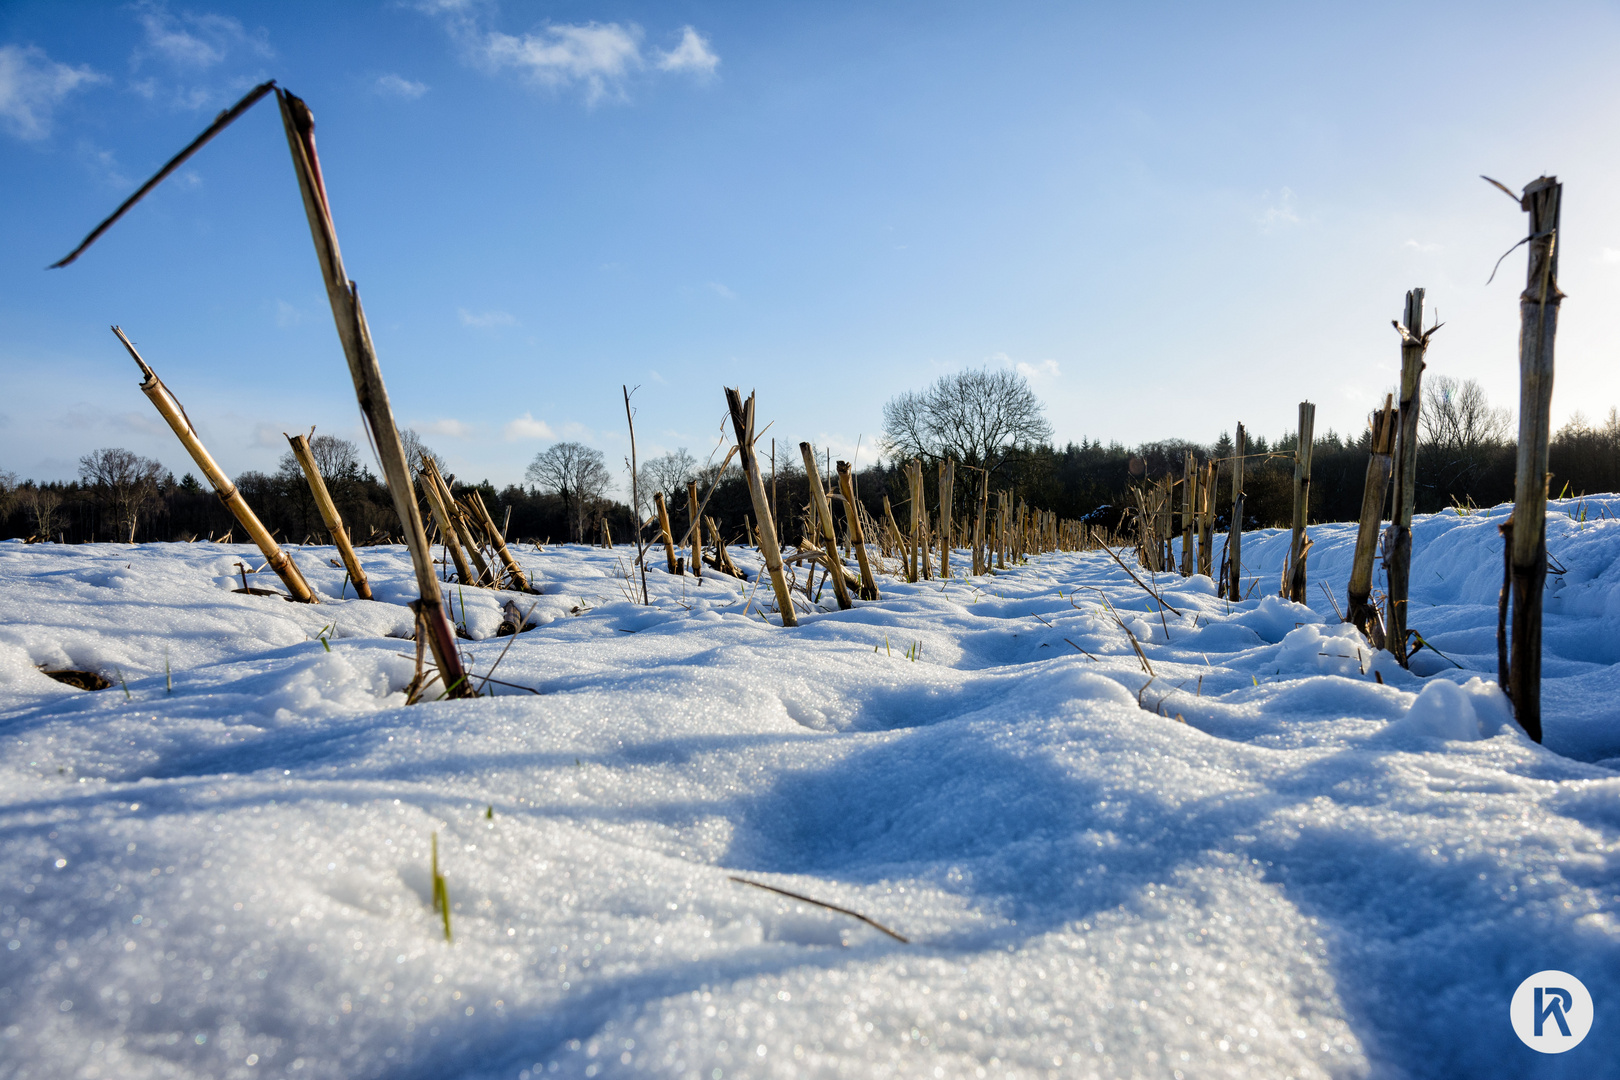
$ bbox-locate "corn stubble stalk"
[1502,177,1562,743]
[112,327,316,603]
[1180,451,1196,577]
[418,466,474,585]
[1386,288,1435,668]
[685,480,703,581]
[1225,424,1246,600]
[654,492,681,575]
[275,88,471,697]
[974,468,989,575]
[1347,396,1397,643]
[725,388,796,626]
[1198,460,1217,578]
[430,463,495,586]
[286,430,371,599]
[801,442,853,609]
[837,461,880,600]
[1285,401,1316,603]
[469,490,532,592]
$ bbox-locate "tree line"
[3,369,1617,548]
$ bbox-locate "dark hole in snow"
[41,669,113,691]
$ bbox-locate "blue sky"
[3,1,1619,492]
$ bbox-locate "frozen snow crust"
[1,498,1618,1080]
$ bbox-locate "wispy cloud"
[1259,187,1299,230]
[75,141,128,186]
[1601,248,1620,265]
[503,412,554,441]
[458,307,516,328]
[250,423,286,448]
[275,299,302,328]
[706,281,737,301]
[132,2,271,69]
[126,2,273,111]
[375,73,428,99]
[419,6,719,105]
[0,44,104,141]
[421,419,472,439]
[1404,239,1441,254]
[656,27,719,75]
[1015,358,1061,380]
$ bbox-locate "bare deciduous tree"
[79,447,165,542]
[398,429,445,474]
[881,367,1053,474]
[637,448,698,516]
[1418,375,1514,499]
[525,441,611,542]
[1421,375,1512,453]
[23,485,62,540]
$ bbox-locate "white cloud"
[656,27,718,75]
[483,22,644,103]
[1259,187,1299,230]
[76,141,128,186]
[132,2,268,69]
[458,307,516,328]
[1601,248,1620,265]
[1015,358,1061,380]
[0,44,103,140]
[1404,239,1441,254]
[375,73,429,99]
[420,419,472,439]
[132,2,271,69]
[503,412,554,441]
[706,281,737,301]
[421,6,719,104]
[275,300,301,328]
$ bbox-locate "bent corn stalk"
[113,326,315,603]
[470,490,532,592]
[276,88,470,695]
[418,467,473,585]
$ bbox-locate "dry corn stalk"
[423,459,494,586]
[287,430,371,599]
[469,490,531,592]
[654,492,681,575]
[112,327,315,603]
[801,442,852,609]
[724,388,795,625]
[418,467,473,585]
[685,480,703,581]
[837,461,880,601]
[276,88,469,693]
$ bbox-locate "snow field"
[1,499,1618,1079]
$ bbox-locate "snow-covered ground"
[1,498,1618,1080]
